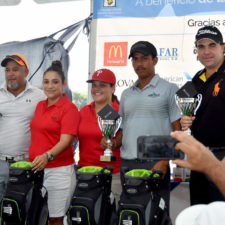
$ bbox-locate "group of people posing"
[0,25,225,225]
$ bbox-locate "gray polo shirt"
[0,81,46,156]
[119,74,180,160]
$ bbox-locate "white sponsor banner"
[90,1,225,99]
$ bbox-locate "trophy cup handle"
[97,116,103,133]
[115,117,122,135]
[175,94,183,115]
[193,94,202,115]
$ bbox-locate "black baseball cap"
[195,26,223,45]
[128,41,157,59]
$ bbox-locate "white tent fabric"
[0,16,91,99]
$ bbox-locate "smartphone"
[137,135,184,160]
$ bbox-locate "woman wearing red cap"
[78,68,121,203]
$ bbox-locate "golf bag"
[67,165,116,225]
[118,168,171,225]
[0,161,48,225]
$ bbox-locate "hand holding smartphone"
[137,135,184,160]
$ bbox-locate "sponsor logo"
[51,113,58,121]
[9,177,18,183]
[157,48,178,61]
[187,19,221,27]
[3,206,12,215]
[164,75,185,88]
[116,79,134,87]
[148,92,160,97]
[104,0,116,7]
[72,217,82,222]
[96,70,103,76]
[198,29,217,36]
[104,42,128,66]
[213,79,223,97]
[184,72,192,81]
[122,216,133,225]
[126,188,137,194]
[78,183,89,188]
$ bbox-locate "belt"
[0,153,29,162]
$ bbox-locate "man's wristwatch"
[45,152,54,162]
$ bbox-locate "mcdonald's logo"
[104,42,128,66]
[109,45,122,58]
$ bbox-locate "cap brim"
[128,49,151,59]
[196,37,220,45]
[1,57,25,67]
[1,58,11,67]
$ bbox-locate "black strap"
[28,14,92,82]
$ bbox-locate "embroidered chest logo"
[148,92,160,98]
[51,113,58,121]
[213,79,223,97]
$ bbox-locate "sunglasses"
[6,55,27,68]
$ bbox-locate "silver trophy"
[175,94,202,135]
[98,117,122,162]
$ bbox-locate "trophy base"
[100,155,116,162]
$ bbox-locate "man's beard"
[7,82,19,90]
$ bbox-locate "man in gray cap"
[180,25,225,205]
[102,41,181,213]
[0,53,45,200]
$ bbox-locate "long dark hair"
[110,84,119,104]
[44,60,65,83]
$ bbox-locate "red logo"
[104,42,128,66]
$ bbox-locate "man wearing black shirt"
[180,25,225,205]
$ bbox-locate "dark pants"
[190,170,225,205]
[120,159,170,214]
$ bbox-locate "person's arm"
[172,119,182,131]
[32,134,75,171]
[205,160,225,197]
[171,131,225,197]
[151,160,168,179]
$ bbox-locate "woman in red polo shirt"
[29,61,79,225]
[78,68,121,204]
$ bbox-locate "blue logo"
[184,72,192,80]
[158,48,178,60]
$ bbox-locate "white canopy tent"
[0,0,91,94]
